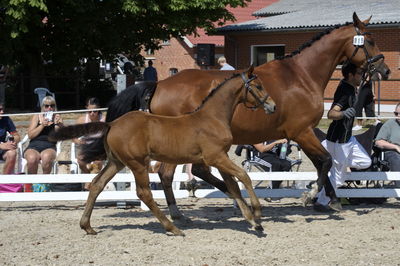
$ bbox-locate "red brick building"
[141,0,278,81]
[217,0,400,111]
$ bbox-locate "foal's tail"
[49,122,110,162]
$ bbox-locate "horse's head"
[345,12,390,80]
[241,65,276,114]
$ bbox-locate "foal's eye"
[256,85,263,91]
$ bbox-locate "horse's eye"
[256,85,263,91]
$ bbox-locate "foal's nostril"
[386,69,391,75]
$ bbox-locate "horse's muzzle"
[264,102,276,114]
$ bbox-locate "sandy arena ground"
[1,119,399,265]
[1,198,399,265]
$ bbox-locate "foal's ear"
[246,64,254,77]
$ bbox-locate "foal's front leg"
[129,161,184,236]
[211,155,263,232]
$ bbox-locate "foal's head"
[343,12,390,80]
[241,65,276,114]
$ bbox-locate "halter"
[347,26,385,89]
[241,72,270,111]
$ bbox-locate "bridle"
[347,26,385,89]
[241,72,270,111]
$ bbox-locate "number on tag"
[353,35,364,46]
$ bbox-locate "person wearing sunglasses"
[375,103,400,187]
[24,96,63,192]
[73,97,105,190]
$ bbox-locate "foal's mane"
[276,22,353,60]
[187,73,241,114]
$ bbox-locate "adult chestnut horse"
[150,13,390,218]
[82,13,390,219]
[52,67,276,235]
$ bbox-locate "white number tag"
[353,35,364,46]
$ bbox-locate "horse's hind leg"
[191,163,229,194]
[129,160,184,236]
[158,163,188,221]
[210,155,263,231]
[80,159,124,235]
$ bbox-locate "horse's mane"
[276,22,353,60]
[187,73,241,114]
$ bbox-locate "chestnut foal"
[51,66,276,236]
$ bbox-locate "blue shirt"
[0,116,17,142]
[220,63,235,71]
[143,66,158,81]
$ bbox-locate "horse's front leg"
[80,159,124,234]
[158,162,189,222]
[130,161,184,236]
[210,155,263,232]
[295,128,341,211]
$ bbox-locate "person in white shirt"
[218,56,235,70]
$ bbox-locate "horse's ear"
[364,15,372,25]
[353,12,363,28]
[247,64,254,77]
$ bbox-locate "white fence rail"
[1,172,399,207]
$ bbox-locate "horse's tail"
[106,81,157,122]
[49,122,110,162]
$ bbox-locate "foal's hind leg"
[129,160,184,236]
[191,163,229,194]
[210,155,263,231]
[80,159,124,235]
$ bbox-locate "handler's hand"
[342,107,356,119]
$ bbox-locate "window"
[251,45,285,66]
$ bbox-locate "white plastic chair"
[17,135,62,174]
[34,88,56,108]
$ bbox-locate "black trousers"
[259,153,291,189]
[355,82,375,117]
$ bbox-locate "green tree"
[0,0,248,79]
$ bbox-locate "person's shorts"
[24,140,56,155]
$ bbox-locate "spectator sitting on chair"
[375,102,400,187]
[253,139,291,190]
[0,103,20,174]
[24,96,63,192]
[315,62,371,212]
[73,97,105,190]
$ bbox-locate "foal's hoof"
[169,228,185,237]
[84,228,98,235]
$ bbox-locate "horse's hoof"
[254,224,264,232]
[170,229,185,236]
[173,215,193,224]
[329,200,343,212]
[301,192,312,207]
[85,228,98,235]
